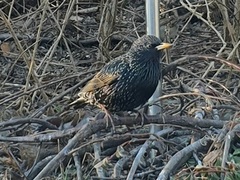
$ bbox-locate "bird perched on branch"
[70,35,171,127]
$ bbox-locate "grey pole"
[146,0,160,37]
[146,0,161,115]
[146,0,162,160]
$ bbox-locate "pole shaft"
[146,0,161,115]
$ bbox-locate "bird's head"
[130,35,172,60]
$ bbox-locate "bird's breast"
[94,60,160,111]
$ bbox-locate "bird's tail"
[68,97,87,109]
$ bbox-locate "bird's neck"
[130,51,160,66]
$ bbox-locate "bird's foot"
[133,111,147,127]
[94,112,116,133]
[98,104,116,133]
[104,113,116,134]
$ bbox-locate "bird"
[70,35,172,127]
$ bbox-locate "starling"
[71,35,171,116]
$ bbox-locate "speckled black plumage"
[72,35,169,112]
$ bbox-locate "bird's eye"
[147,44,152,48]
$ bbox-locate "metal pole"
[146,0,161,115]
[146,0,160,37]
[146,0,162,160]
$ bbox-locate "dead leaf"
[203,149,222,166]
[1,42,10,56]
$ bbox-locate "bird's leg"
[99,104,116,133]
[132,107,148,126]
[135,112,147,126]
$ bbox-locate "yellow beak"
[156,43,172,50]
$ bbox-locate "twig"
[221,123,240,180]
[0,114,225,143]
[97,0,117,61]
[0,116,59,131]
[180,0,227,56]
[127,140,152,180]
[30,113,224,179]
[36,0,76,73]
[30,75,94,118]
[22,0,50,111]
[127,128,174,179]
[157,136,212,180]
[93,133,105,178]
[0,70,97,105]
[72,6,99,14]
[73,152,83,180]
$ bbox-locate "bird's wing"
[79,54,129,94]
[80,72,119,93]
